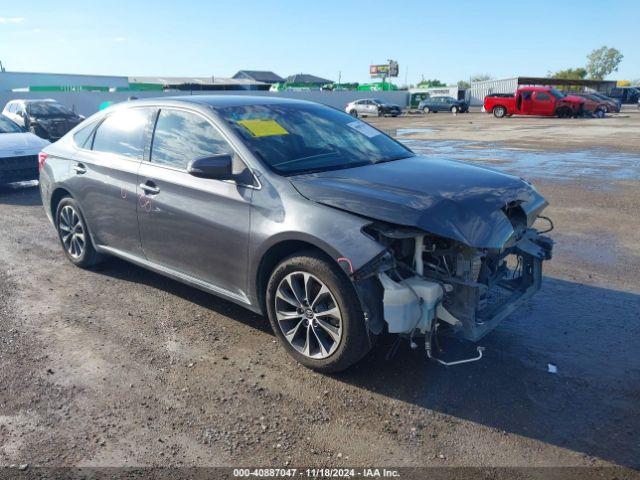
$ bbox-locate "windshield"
[0,115,23,133]
[550,88,565,99]
[218,103,414,175]
[26,102,75,116]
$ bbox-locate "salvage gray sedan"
[39,96,553,372]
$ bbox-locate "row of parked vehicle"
[483,86,622,119]
[0,98,85,186]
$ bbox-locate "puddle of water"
[396,128,437,136]
[398,139,640,182]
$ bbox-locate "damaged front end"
[354,208,553,362]
[290,153,555,363]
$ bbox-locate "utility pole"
[0,60,5,72]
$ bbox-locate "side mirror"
[187,154,233,180]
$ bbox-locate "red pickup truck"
[484,86,585,118]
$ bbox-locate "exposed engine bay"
[354,211,554,364]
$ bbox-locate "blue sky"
[0,0,638,85]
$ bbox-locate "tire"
[595,108,605,119]
[266,251,372,373]
[349,109,358,118]
[55,197,104,268]
[451,105,459,114]
[555,107,569,118]
[493,106,507,118]
[422,106,430,114]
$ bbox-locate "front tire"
[493,106,507,118]
[55,197,103,268]
[266,251,372,373]
[422,106,430,114]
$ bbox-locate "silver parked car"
[345,98,402,117]
[40,96,553,372]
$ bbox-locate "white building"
[0,71,129,92]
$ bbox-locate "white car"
[0,114,50,185]
[345,98,402,118]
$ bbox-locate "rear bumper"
[0,154,39,185]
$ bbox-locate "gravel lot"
[1,111,639,475]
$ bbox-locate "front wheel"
[266,252,372,373]
[422,106,430,114]
[493,106,507,118]
[55,197,104,268]
[594,108,605,119]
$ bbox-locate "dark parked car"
[608,87,640,104]
[2,99,84,142]
[418,96,469,114]
[589,92,621,113]
[40,96,553,372]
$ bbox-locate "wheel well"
[256,240,332,313]
[50,188,72,219]
[493,104,505,111]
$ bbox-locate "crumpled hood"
[290,155,548,249]
[0,132,49,155]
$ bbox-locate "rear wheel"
[451,105,459,114]
[349,109,358,118]
[266,252,372,373]
[493,106,507,118]
[55,197,103,268]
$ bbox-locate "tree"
[457,80,470,89]
[470,74,493,83]
[418,79,446,88]
[586,46,623,80]
[552,68,587,80]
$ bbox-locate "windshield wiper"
[373,153,414,164]
[285,161,371,176]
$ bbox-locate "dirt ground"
[1,112,639,476]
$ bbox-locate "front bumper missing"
[441,229,553,342]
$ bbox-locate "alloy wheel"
[275,271,342,359]
[58,205,85,258]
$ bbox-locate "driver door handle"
[139,182,160,195]
[73,163,86,174]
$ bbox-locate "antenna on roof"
[0,60,5,72]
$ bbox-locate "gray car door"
[70,107,155,257]
[137,107,252,301]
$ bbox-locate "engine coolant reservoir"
[379,274,443,334]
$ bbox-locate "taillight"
[38,151,48,171]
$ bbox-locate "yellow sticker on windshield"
[237,119,289,137]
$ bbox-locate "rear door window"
[73,121,98,149]
[92,108,154,159]
[150,109,233,170]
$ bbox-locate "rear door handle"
[139,182,160,195]
[73,163,86,174]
